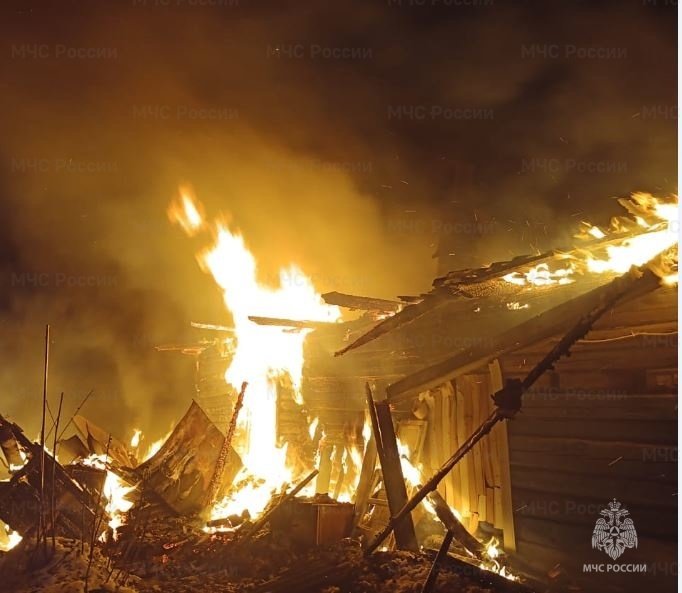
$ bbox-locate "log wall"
[498,287,677,593]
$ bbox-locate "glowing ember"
[170,189,340,523]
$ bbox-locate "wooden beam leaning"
[366,383,418,551]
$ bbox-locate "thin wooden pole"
[51,392,64,552]
[421,530,454,593]
[37,324,50,555]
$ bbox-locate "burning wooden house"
[0,191,676,593]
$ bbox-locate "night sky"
[0,0,676,437]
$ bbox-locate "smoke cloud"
[0,0,675,438]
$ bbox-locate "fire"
[308,417,319,440]
[484,536,500,559]
[504,193,678,288]
[583,193,678,281]
[483,537,518,581]
[81,454,135,540]
[503,263,574,287]
[167,187,204,236]
[170,189,340,522]
[141,434,168,463]
[130,429,142,449]
[0,522,22,552]
[8,449,27,473]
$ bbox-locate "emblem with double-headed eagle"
[591,499,638,560]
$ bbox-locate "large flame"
[169,189,340,522]
[504,193,678,288]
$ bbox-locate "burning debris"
[0,190,676,592]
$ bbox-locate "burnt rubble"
[0,404,535,593]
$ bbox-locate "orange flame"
[169,189,340,523]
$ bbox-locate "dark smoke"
[0,0,675,437]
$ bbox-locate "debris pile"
[0,398,532,593]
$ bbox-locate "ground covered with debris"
[0,515,530,593]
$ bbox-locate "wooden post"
[420,530,454,593]
[37,324,50,555]
[367,384,418,551]
[51,392,64,552]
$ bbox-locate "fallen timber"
[365,383,418,551]
[420,529,454,593]
[248,316,337,329]
[365,264,664,554]
[0,414,104,542]
[322,291,404,313]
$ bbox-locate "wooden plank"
[511,465,677,508]
[370,392,418,551]
[508,434,676,479]
[438,387,453,510]
[447,382,463,513]
[469,377,485,526]
[489,359,516,551]
[512,537,675,593]
[321,291,403,313]
[510,488,677,539]
[454,383,472,522]
[510,417,676,443]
